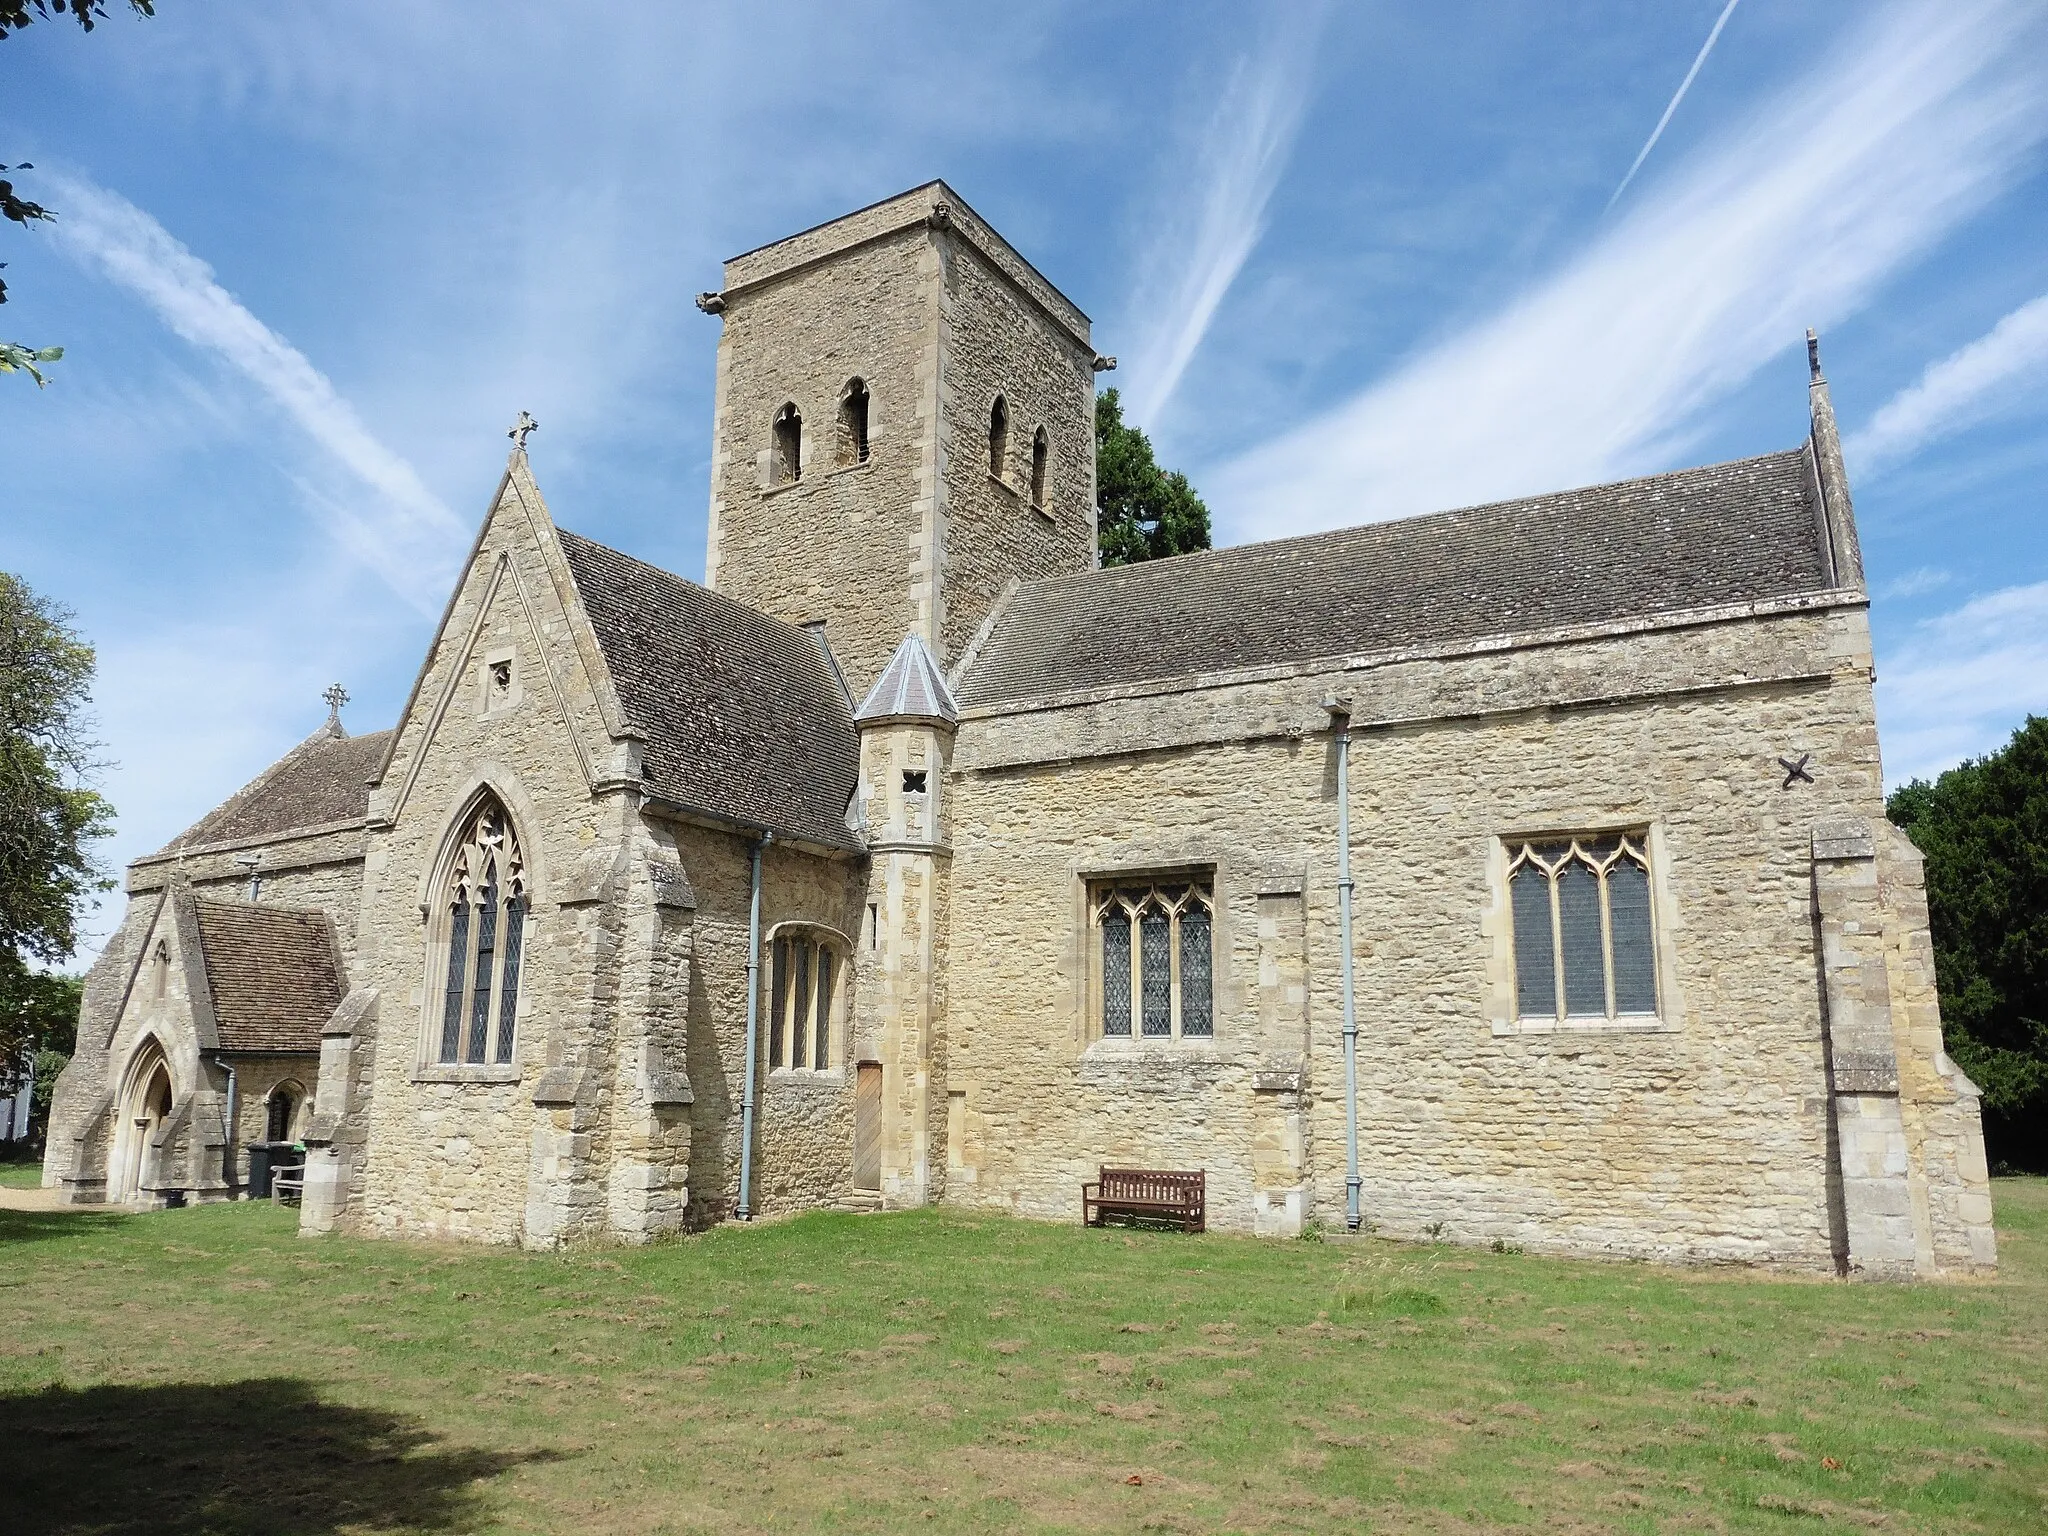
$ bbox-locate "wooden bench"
[1082,1168,1205,1233]
[270,1171,305,1207]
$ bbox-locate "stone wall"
[705,180,1096,700]
[937,598,1989,1270]
[932,227,1096,666]
[706,223,941,698]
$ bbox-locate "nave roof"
[958,447,1843,709]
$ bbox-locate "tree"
[1888,715,2048,1173]
[1,1,157,386]
[0,570,113,984]
[1095,387,1212,567]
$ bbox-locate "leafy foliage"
[1094,387,1212,567]
[0,573,113,977]
[1,3,158,381]
[1889,715,2048,1171]
[0,1,153,38]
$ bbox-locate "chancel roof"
[148,726,393,858]
[557,531,862,852]
[959,448,1840,709]
[184,896,343,1054]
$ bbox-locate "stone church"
[46,182,1996,1278]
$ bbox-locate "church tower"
[699,182,1102,698]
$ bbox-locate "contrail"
[46,173,468,615]
[1607,0,1744,211]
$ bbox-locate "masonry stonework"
[50,184,1992,1278]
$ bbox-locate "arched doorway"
[108,1041,174,1204]
[265,1082,304,1143]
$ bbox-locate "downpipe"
[1323,697,1363,1232]
[214,1055,239,1198]
[736,832,771,1220]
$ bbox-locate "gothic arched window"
[436,795,528,1065]
[988,395,1009,480]
[1092,878,1214,1040]
[1029,425,1048,508]
[838,378,870,467]
[1507,834,1657,1022]
[772,402,803,486]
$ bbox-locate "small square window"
[902,769,928,794]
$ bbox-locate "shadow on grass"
[0,1379,558,1535]
[0,1208,136,1246]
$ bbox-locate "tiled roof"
[150,727,392,856]
[856,632,959,725]
[959,449,1837,709]
[188,898,341,1053]
[557,531,862,852]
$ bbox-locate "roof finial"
[1806,328,1823,384]
[322,682,349,733]
[509,410,539,452]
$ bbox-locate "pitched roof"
[148,727,393,858]
[187,897,342,1053]
[856,633,959,725]
[557,530,862,852]
[959,449,1838,709]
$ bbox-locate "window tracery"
[435,796,527,1065]
[1507,834,1656,1022]
[1092,879,1214,1040]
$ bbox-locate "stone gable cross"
[323,682,349,728]
[509,411,539,451]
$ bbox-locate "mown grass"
[0,1159,47,1188]
[1,1183,2044,1534]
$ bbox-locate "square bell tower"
[700,181,1101,698]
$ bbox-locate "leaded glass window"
[768,929,843,1071]
[1506,834,1658,1023]
[1091,878,1217,1042]
[434,795,528,1064]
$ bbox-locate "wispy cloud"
[1209,0,2048,543]
[1847,290,2048,475]
[1607,0,1744,211]
[1114,7,1327,431]
[1880,565,1955,601]
[1878,579,2048,784]
[46,173,468,613]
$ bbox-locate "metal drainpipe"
[1323,697,1363,1232]
[736,832,771,1220]
[215,1056,239,1198]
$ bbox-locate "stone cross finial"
[509,410,539,451]
[1806,328,1823,383]
[323,682,349,729]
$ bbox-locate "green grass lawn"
[2,1184,2043,1535]
[0,1160,46,1189]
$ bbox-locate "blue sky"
[4,1,2047,963]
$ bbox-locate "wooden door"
[853,1063,882,1191]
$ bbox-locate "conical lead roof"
[855,632,958,727]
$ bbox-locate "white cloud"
[1208,0,2048,543]
[1113,7,1327,431]
[1879,566,1955,601]
[1878,580,2048,784]
[1608,0,1744,211]
[45,173,469,614]
[1847,291,2048,475]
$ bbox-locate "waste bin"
[247,1141,304,1199]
